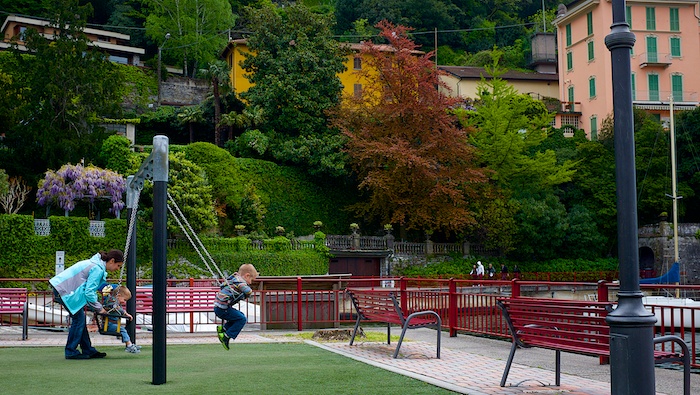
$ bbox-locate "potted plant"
[313,220,323,230]
[350,223,359,234]
[234,224,246,236]
[384,224,393,234]
[275,226,285,236]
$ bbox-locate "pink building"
[553,0,700,139]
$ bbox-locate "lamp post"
[604,2,656,394]
[157,33,171,107]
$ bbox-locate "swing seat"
[94,312,130,337]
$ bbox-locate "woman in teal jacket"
[50,250,124,359]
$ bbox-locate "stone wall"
[160,76,210,106]
[638,222,700,284]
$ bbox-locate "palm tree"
[177,106,204,143]
[219,111,248,142]
[202,60,231,146]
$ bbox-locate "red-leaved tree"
[331,21,487,233]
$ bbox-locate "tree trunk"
[213,78,221,146]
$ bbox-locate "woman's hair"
[100,249,124,263]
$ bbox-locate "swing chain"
[119,189,141,284]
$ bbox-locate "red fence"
[1,277,698,368]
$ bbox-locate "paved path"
[2,325,696,394]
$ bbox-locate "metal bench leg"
[555,350,561,386]
[22,303,28,341]
[393,323,410,358]
[386,323,391,344]
[500,341,518,386]
[349,315,362,346]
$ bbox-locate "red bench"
[0,288,28,340]
[135,286,218,314]
[497,297,690,394]
[345,288,441,358]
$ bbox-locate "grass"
[288,330,401,342]
[1,343,457,395]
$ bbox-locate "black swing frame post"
[127,135,169,385]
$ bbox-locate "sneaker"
[217,326,229,350]
[134,344,142,350]
[125,344,141,354]
[89,351,107,358]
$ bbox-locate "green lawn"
[1,343,457,394]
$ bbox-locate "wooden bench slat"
[0,288,28,340]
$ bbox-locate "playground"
[1,325,697,395]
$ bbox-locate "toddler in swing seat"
[102,285,141,353]
[214,263,258,350]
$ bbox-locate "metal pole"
[604,2,656,394]
[151,136,169,385]
[125,176,137,345]
[156,33,170,107]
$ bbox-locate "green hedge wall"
[0,214,330,285]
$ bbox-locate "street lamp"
[604,2,656,394]
[157,33,171,107]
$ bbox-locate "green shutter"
[648,74,659,101]
[587,12,593,35]
[670,37,681,57]
[567,52,573,70]
[672,75,683,101]
[566,24,572,46]
[589,77,596,98]
[631,73,636,101]
[590,116,598,140]
[646,36,657,62]
[588,41,594,60]
[670,8,679,31]
[626,6,632,28]
[646,7,655,30]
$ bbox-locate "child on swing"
[101,285,141,353]
[214,263,258,350]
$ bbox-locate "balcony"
[559,101,582,114]
[637,52,672,68]
[632,90,698,108]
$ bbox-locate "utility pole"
[157,33,171,107]
[604,1,657,394]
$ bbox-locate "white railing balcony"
[633,90,698,104]
[637,52,672,68]
[89,220,106,237]
[34,219,50,236]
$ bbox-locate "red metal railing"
[2,277,698,368]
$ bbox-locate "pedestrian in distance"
[476,261,485,279]
[49,249,124,359]
[214,263,259,350]
[487,263,496,278]
[469,264,478,279]
[512,264,521,279]
[500,263,509,280]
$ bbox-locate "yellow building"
[221,39,421,98]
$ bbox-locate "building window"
[646,7,655,30]
[626,6,632,28]
[561,115,580,130]
[353,84,362,98]
[670,37,681,57]
[353,57,362,70]
[590,116,598,140]
[672,75,683,101]
[587,12,593,35]
[566,24,572,46]
[568,85,575,107]
[589,77,596,98]
[566,51,573,71]
[631,73,636,101]
[669,8,679,31]
[648,74,659,101]
[646,36,657,62]
[587,41,594,61]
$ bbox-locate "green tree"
[99,134,133,175]
[465,60,575,195]
[674,107,700,221]
[142,0,235,77]
[331,21,487,233]
[2,1,124,175]
[201,60,231,146]
[0,169,8,196]
[240,3,348,176]
[512,193,569,261]
[178,106,205,144]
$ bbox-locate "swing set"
[95,136,230,338]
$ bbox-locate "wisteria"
[36,164,126,216]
